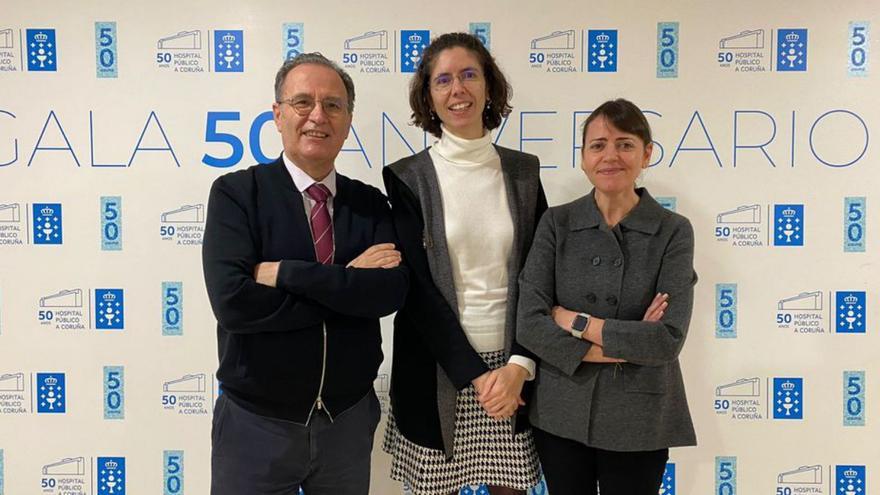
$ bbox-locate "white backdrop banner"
[0,1,876,494]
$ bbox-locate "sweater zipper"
[311,322,333,422]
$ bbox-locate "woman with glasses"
[516,99,697,495]
[382,32,544,495]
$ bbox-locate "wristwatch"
[570,312,591,339]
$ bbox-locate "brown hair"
[581,98,652,146]
[408,32,512,138]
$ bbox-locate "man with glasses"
[203,52,408,495]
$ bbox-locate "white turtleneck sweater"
[429,126,535,379]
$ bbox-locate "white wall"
[0,1,875,494]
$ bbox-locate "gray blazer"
[385,145,545,456]
[517,188,697,451]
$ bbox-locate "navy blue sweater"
[202,159,408,422]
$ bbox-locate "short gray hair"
[274,53,355,113]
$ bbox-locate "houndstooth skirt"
[382,350,540,495]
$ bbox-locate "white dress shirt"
[282,152,337,239]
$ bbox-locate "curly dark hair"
[581,98,652,146]
[408,32,512,138]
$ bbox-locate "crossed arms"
[202,174,408,334]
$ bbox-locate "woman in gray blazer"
[517,98,697,495]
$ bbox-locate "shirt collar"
[571,187,666,234]
[282,152,337,197]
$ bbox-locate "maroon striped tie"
[306,183,334,264]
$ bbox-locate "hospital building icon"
[0,372,24,392]
[345,30,388,50]
[157,30,201,49]
[531,30,575,50]
[41,288,83,308]
[778,464,822,484]
[42,456,85,475]
[716,377,760,397]
[164,373,206,393]
[717,205,761,224]
[0,203,19,222]
[161,204,205,223]
[0,28,13,49]
[778,291,822,311]
[719,29,765,49]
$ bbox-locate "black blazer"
[383,146,547,454]
[202,158,408,422]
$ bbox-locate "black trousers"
[533,427,669,495]
[211,390,381,495]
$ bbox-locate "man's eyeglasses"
[278,97,348,117]
[430,69,483,92]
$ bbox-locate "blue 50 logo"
[716,284,737,338]
[162,282,183,336]
[283,23,303,61]
[844,197,866,252]
[848,22,869,76]
[716,457,737,495]
[104,366,124,420]
[101,196,122,251]
[657,22,679,78]
[95,22,118,78]
[469,23,490,48]
[164,451,184,495]
[203,111,275,167]
[843,371,865,426]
